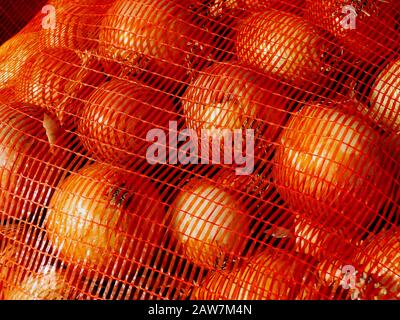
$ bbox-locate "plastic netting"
[0,0,399,300]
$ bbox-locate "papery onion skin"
[294,216,357,262]
[45,163,167,279]
[0,224,86,300]
[273,103,393,238]
[207,0,305,16]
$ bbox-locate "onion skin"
[182,61,288,150]
[0,103,76,223]
[191,251,314,299]
[354,228,400,300]
[273,104,392,238]
[370,59,400,134]
[78,79,176,165]
[0,33,39,90]
[236,10,324,83]
[15,48,104,127]
[169,177,250,269]
[304,0,400,62]
[45,163,167,279]
[99,0,213,85]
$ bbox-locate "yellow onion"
[273,103,393,238]
[45,163,167,280]
[169,177,251,269]
[191,250,315,299]
[236,9,324,83]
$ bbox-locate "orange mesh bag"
[0,0,399,301]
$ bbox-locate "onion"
[294,216,357,261]
[191,250,315,299]
[207,0,305,16]
[98,0,213,86]
[169,177,250,269]
[354,228,400,299]
[0,224,80,300]
[3,266,78,300]
[39,2,112,51]
[181,61,288,156]
[78,79,176,165]
[370,59,400,134]
[273,103,393,238]
[0,33,39,90]
[236,9,324,83]
[0,102,77,222]
[304,0,400,62]
[45,163,167,279]
[15,48,104,127]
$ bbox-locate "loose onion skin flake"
[273,103,393,238]
[98,0,214,88]
[45,163,167,280]
[15,48,105,127]
[78,79,176,165]
[236,10,324,83]
[0,103,77,223]
[191,250,316,299]
[169,176,251,270]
